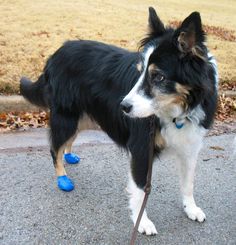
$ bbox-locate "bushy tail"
[20,74,49,108]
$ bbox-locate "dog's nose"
[120,100,133,114]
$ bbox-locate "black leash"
[130,116,156,245]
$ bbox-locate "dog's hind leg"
[50,109,79,191]
[64,130,80,164]
[63,114,96,164]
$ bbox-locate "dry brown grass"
[0,0,236,93]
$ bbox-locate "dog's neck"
[162,104,205,129]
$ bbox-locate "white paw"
[184,205,206,222]
[137,217,158,236]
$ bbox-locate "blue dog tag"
[175,122,184,129]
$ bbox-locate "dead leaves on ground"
[168,21,236,42]
[220,81,236,91]
[0,94,235,133]
[0,111,49,132]
[216,94,236,122]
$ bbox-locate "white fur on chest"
[158,105,207,156]
[160,121,206,156]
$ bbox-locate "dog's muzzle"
[120,100,133,114]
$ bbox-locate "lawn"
[0,0,235,128]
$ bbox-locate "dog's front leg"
[127,172,157,235]
[177,154,206,222]
[126,122,157,236]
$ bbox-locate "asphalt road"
[0,129,235,245]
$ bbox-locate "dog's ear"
[176,12,205,57]
[148,7,165,37]
[140,7,165,48]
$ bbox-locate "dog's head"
[121,7,216,120]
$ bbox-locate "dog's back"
[20,40,150,146]
[21,40,140,111]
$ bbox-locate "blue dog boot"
[57,175,74,192]
[64,153,80,164]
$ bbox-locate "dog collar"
[173,118,185,129]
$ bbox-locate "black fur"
[21,39,158,188]
[20,8,217,189]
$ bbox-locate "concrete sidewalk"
[0,129,235,245]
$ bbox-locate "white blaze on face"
[122,46,155,118]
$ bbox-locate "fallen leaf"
[210,146,225,151]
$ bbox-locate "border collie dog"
[20,7,218,235]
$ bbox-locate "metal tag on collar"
[173,118,184,129]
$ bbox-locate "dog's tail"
[20,74,50,108]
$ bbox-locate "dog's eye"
[155,74,165,82]
[150,71,165,84]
